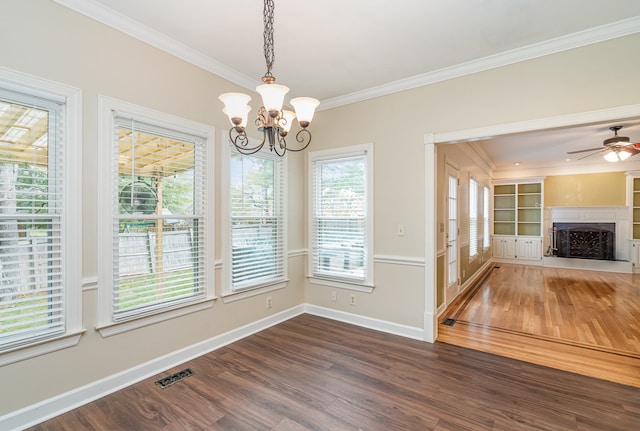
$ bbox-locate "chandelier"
[219,0,319,156]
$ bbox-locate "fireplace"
[553,223,615,261]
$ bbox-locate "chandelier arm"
[280,128,312,153]
[228,128,265,155]
[273,134,287,157]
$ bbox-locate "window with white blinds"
[483,186,490,249]
[309,145,373,285]
[228,149,285,290]
[109,115,208,322]
[0,89,66,351]
[469,178,478,258]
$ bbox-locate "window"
[469,178,478,258]
[223,144,286,294]
[0,71,82,365]
[98,97,214,335]
[309,144,374,291]
[483,186,490,249]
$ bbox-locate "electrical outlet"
[266,296,272,309]
[331,291,337,302]
[349,294,357,306]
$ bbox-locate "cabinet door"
[493,236,517,260]
[632,241,640,273]
[528,238,542,260]
[492,237,504,258]
[503,237,516,259]
[516,237,542,261]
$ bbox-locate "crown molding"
[53,1,639,110]
[52,0,258,90]
[492,157,640,180]
[320,16,640,110]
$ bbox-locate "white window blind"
[483,186,490,249]
[229,150,285,289]
[111,116,207,321]
[0,89,65,350]
[469,178,478,257]
[311,153,367,281]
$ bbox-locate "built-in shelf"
[493,181,542,237]
[633,177,640,239]
[492,180,543,263]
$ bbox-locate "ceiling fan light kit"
[604,148,632,162]
[219,0,319,156]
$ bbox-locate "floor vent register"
[155,368,195,389]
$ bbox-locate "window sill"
[308,276,375,293]
[96,298,216,337]
[222,279,288,303]
[0,329,85,366]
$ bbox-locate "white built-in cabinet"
[492,179,544,264]
[492,236,516,259]
[626,172,640,273]
[517,237,543,261]
[631,241,640,273]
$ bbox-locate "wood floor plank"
[28,314,640,431]
[439,263,640,388]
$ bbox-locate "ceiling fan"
[567,125,640,162]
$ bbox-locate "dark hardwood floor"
[438,264,640,387]
[29,314,639,431]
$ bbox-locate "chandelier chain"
[263,0,275,77]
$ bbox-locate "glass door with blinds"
[446,169,459,305]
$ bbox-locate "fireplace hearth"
[553,222,615,261]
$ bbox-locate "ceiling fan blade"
[567,147,603,154]
[576,151,603,161]
[626,147,640,156]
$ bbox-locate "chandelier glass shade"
[219,0,319,156]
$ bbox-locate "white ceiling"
[54,0,640,173]
[469,119,640,177]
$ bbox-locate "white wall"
[303,31,640,336]
[1,0,640,422]
[0,0,307,417]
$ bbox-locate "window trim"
[96,96,215,336]
[220,131,288,302]
[0,67,83,366]
[307,143,375,292]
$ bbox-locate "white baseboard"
[1,305,305,431]
[1,305,425,431]
[304,304,424,341]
